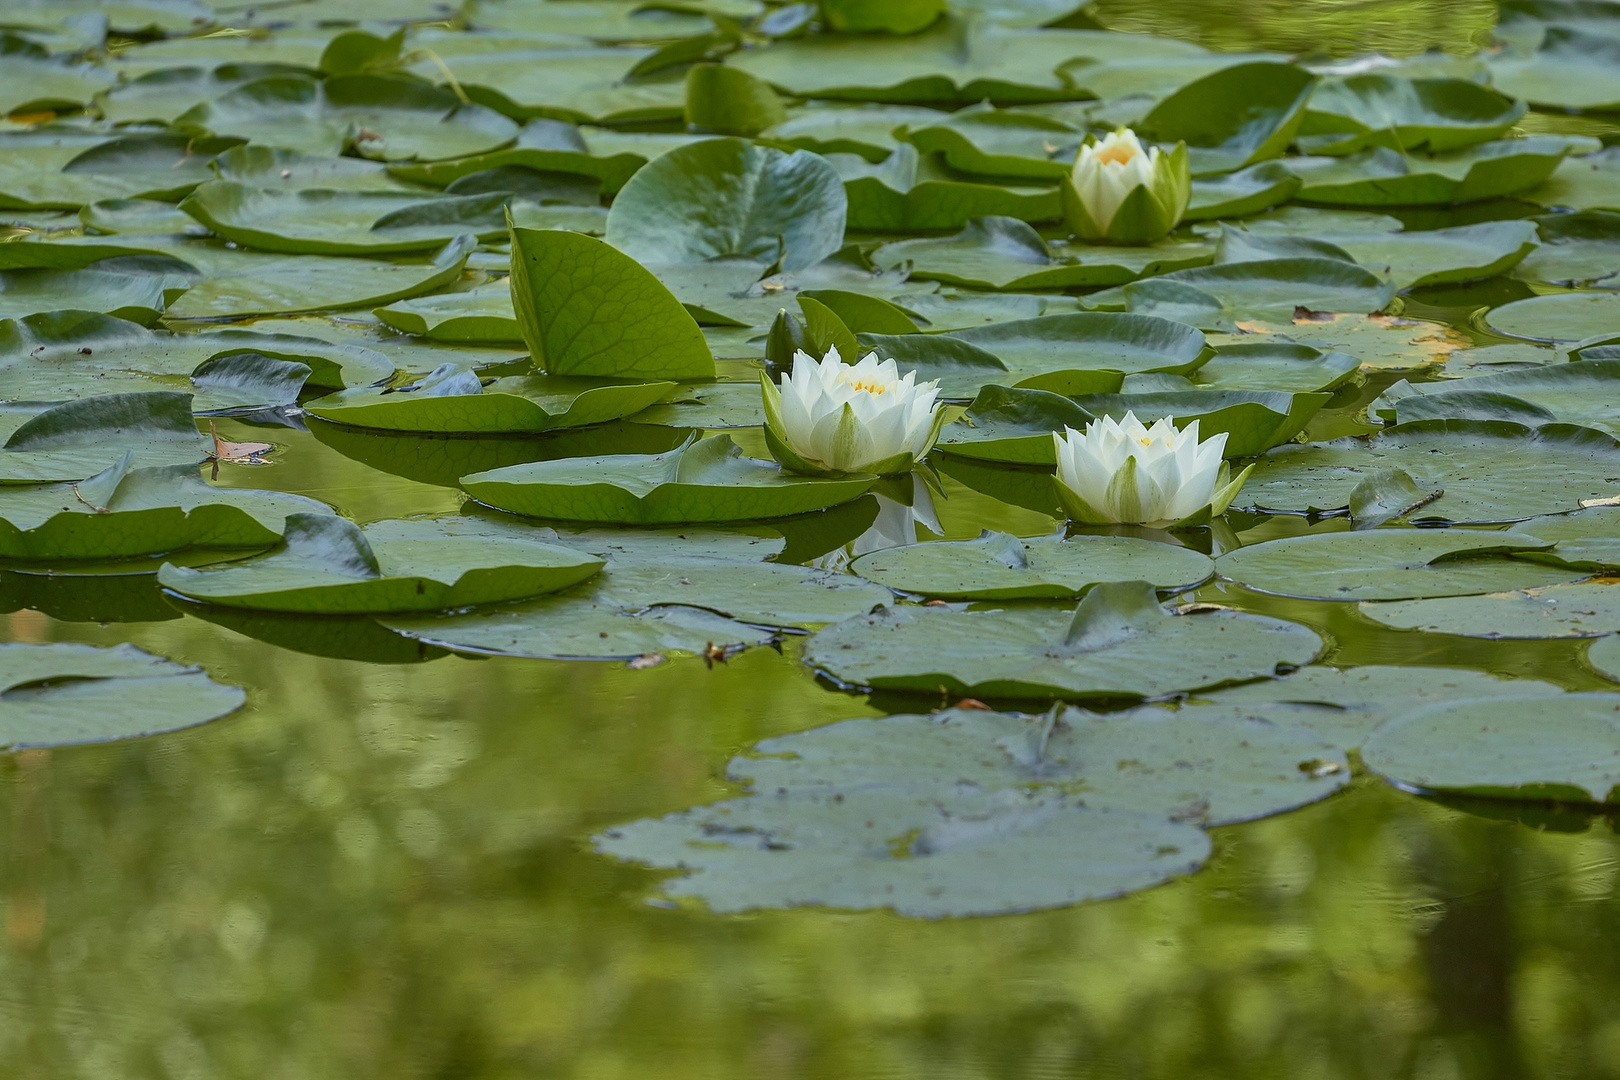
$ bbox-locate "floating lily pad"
[372,284,521,342]
[406,46,686,127]
[1199,663,1566,749]
[630,381,766,429]
[850,530,1213,599]
[1313,220,1541,289]
[1192,342,1361,393]
[1377,360,1620,434]
[935,384,1090,463]
[175,73,519,162]
[388,122,710,195]
[829,145,1061,231]
[0,642,244,750]
[1183,160,1301,221]
[1505,506,1620,572]
[944,311,1211,393]
[1289,137,1588,206]
[901,107,1082,180]
[0,392,209,484]
[0,452,328,560]
[304,369,673,434]
[1360,581,1620,638]
[508,225,716,380]
[1213,312,1467,373]
[1515,212,1620,288]
[1140,61,1316,175]
[605,138,846,272]
[596,788,1209,917]
[1092,258,1396,327]
[1215,528,1578,602]
[1533,146,1620,213]
[0,130,220,211]
[179,182,505,256]
[164,234,475,320]
[1073,388,1329,457]
[1487,292,1620,344]
[724,700,1349,828]
[1363,693,1620,804]
[1298,74,1525,156]
[1488,27,1620,111]
[871,216,1212,291]
[0,268,179,326]
[1587,634,1620,681]
[804,580,1322,700]
[158,513,605,613]
[461,434,875,524]
[1241,420,1620,522]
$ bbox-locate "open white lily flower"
[1052,411,1251,527]
[1062,127,1190,244]
[761,347,945,476]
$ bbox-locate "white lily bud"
[1062,127,1191,245]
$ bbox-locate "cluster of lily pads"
[5,0,1620,917]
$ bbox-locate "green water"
[5,7,1620,1080]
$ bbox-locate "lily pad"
[1360,581,1620,638]
[179,182,506,256]
[0,130,220,211]
[850,529,1213,599]
[900,107,1083,180]
[1183,160,1301,221]
[944,311,1212,393]
[164,234,475,319]
[1199,663,1566,749]
[935,383,1091,463]
[829,145,1061,231]
[0,642,244,750]
[1488,27,1620,111]
[871,216,1212,291]
[1289,137,1588,206]
[157,513,605,613]
[461,434,875,523]
[387,122,703,195]
[175,73,519,162]
[372,284,521,342]
[596,788,1209,917]
[1363,694,1620,804]
[413,45,685,127]
[1377,359,1620,434]
[1241,420,1620,522]
[1311,220,1541,290]
[1091,257,1395,327]
[1487,292,1620,344]
[1140,61,1317,175]
[1532,146,1620,214]
[1588,634,1620,681]
[0,452,328,560]
[1298,75,1525,156]
[605,138,846,273]
[1505,506,1620,572]
[304,369,674,433]
[1515,211,1620,288]
[803,579,1322,700]
[1192,342,1361,394]
[0,392,209,484]
[1072,388,1329,457]
[508,224,715,380]
[0,268,178,326]
[1214,527,1578,602]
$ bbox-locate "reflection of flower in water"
[812,474,941,572]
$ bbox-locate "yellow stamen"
[844,378,889,394]
[1095,143,1139,166]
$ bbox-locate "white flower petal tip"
[761,351,944,477]
[1052,410,1242,527]
[1062,126,1191,245]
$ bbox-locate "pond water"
[5,0,1620,1077]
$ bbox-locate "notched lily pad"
[0,392,210,484]
[1215,527,1577,601]
[1363,694,1620,805]
[157,513,605,613]
[304,367,674,434]
[461,434,875,524]
[850,530,1214,599]
[0,642,245,750]
[804,580,1322,700]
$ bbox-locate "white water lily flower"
[761,347,945,476]
[1052,411,1251,527]
[1062,127,1191,244]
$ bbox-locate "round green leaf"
[850,529,1213,599]
[1141,61,1317,175]
[1363,693,1620,804]
[803,580,1323,700]
[1487,292,1620,343]
[0,641,244,750]
[1215,527,1579,601]
[1298,74,1525,156]
[304,372,674,434]
[1360,581,1620,638]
